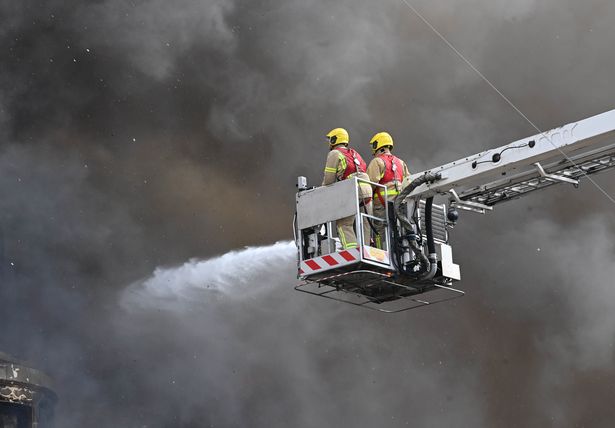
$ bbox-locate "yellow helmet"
[326,128,349,148]
[370,131,394,155]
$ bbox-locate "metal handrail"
[296,177,393,265]
[355,177,389,250]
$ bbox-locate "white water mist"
[122,241,296,310]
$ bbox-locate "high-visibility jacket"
[322,147,367,185]
[322,147,372,200]
[366,153,410,205]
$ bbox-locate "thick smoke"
[1,0,615,426]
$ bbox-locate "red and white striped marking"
[299,248,360,276]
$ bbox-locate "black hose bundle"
[392,172,441,279]
[424,197,436,256]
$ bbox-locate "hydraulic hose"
[393,171,441,231]
[392,172,441,280]
[420,196,438,281]
[424,197,435,256]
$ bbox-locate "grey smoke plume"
[1,0,615,426]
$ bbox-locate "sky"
[1,0,615,426]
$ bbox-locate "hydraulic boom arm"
[406,109,615,212]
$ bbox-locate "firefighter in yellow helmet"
[366,131,410,249]
[322,128,373,249]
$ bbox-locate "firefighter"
[322,128,373,249]
[366,131,410,249]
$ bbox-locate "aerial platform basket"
[294,177,464,313]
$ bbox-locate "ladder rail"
[458,141,615,206]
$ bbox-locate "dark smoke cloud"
[1,0,615,426]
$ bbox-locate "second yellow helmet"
[370,131,394,155]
